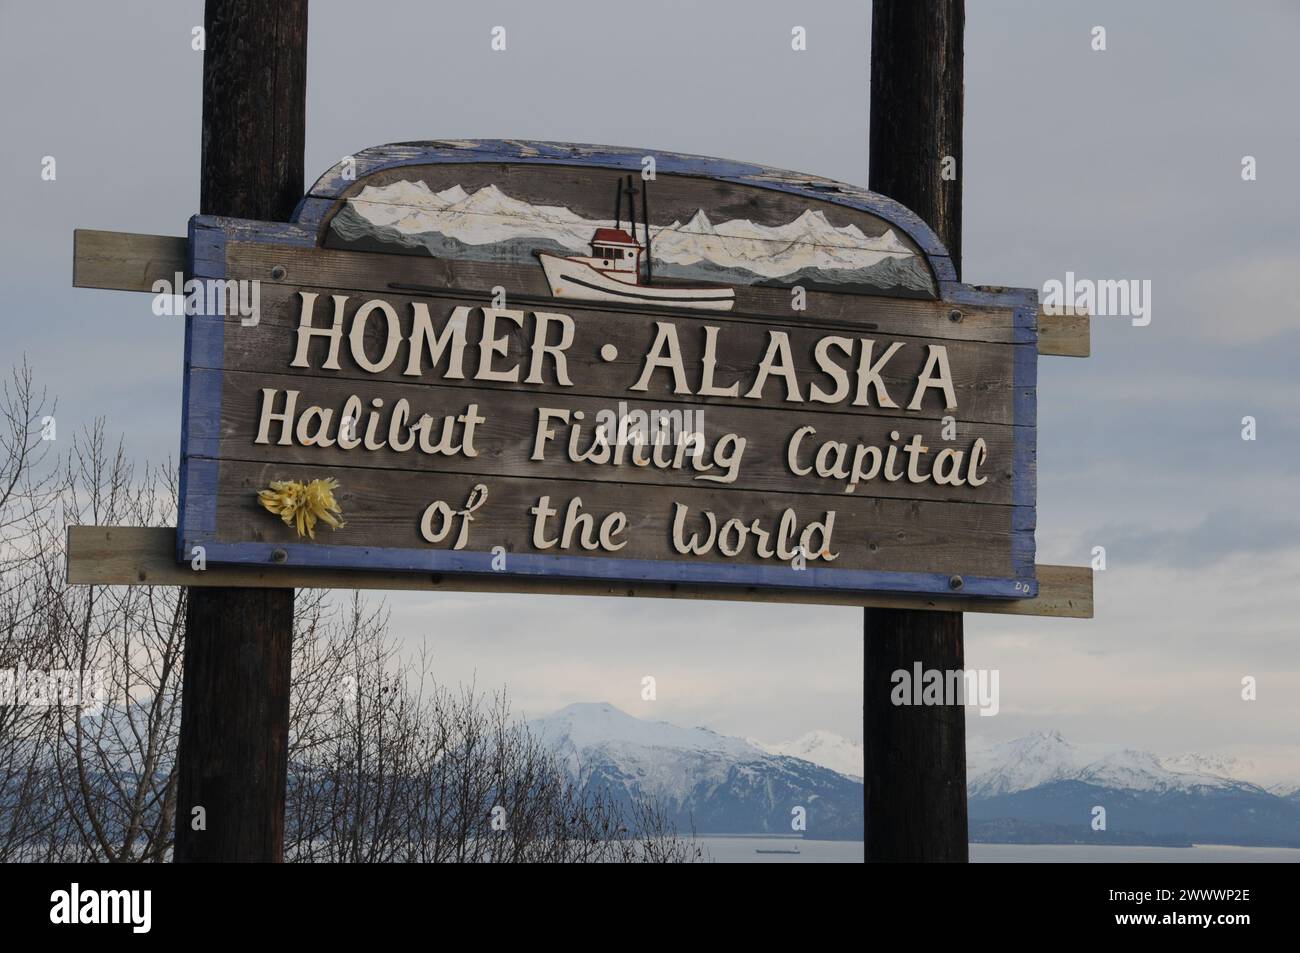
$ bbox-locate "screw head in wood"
[271,265,287,281]
[271,548,288,563]
[948,574,964,591]
[948,309,963,323]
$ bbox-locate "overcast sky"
[2,0,1297,777]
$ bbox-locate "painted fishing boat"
[535,175,736,311]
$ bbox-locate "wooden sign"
[178,141,1037,599]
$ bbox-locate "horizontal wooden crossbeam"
[72,229,1091,357]
[72,229,187,293]
[65,526,1093,617]
[1037,307,1089,357]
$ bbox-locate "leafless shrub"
[0,413,183,862]
[0,365,702,863]
[284,597,702,863]
[0,360,60,861]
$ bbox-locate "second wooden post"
[865,0,969,863]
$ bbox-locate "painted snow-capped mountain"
[328,180,933,293]
[754,730,864,779]
[968,731,1300,847]
[529,703,863,839]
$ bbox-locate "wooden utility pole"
[865,0,968,862]
[174,0,308,863]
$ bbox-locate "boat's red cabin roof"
[591,228,639,246]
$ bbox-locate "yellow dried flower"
[256,478,345,539]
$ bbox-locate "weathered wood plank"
[66,525,1092,617]
[202,367,1027,505]
[1036,308,1090,358]
[205,278,1034,421]
[72,229,186,292]
[229,243,1009,344]
[67,230,1089,357]
[203,283,1028,426]
[187,457,1028,581]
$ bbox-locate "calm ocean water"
[972,844,1300,863]
[695,840,1300,863]
[696,837,863,863]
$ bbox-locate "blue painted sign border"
[178,140,1038,599]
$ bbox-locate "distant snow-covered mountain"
[754,730,863,779]
[967,730,1281,797]
[329,180,932,292]
[968,731,1300,847]
[529,703,863,840]
[521,711,1298,846]
[967,730,1081,798]
[532,701,763,762]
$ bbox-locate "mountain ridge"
[524,707,1297,846]
[528,703,863,840]
[329,180,933,292]
[967,730,1300,847]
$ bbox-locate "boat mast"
[641,174,653,284]
[625,175,637,255]
[613,177,622,232]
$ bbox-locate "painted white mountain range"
[329,180,932,291]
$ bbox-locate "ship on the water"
[534,174,736,311]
